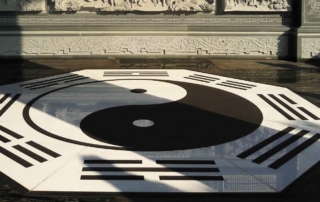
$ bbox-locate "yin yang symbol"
[24,79,263,151]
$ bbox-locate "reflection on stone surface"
[52,0,215,12]
[225,0,291,11]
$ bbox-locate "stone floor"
[0,59,320,202]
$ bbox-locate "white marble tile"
[0,69,319,194]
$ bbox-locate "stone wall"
[0,0,311,60]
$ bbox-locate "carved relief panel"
[304,0,320,24]
[302,38,320,59]
[52,0,215,12]
[307,0,320,15]
[0,0,46,11]
[224,0,291,12]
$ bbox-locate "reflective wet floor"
[0,59,319,201]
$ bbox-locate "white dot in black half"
[133,119,155,127]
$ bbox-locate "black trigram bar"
[64,77,88,83]
[0,94,10,104]
[279,94,297,105]
[159,176,224,181]
[0,147,33,168]
[20,75,80,87]
[24,80,61,88]
[217,83,248,90]
[184,74,219,83]
[193,74,220,80]
[0,125,23,139]
[237,127,295,159]
[104,75,168,77]
[269,133,320,169]
[104,71,168,76]
[0,94,21,117]
[298,107,320,120]
[156,160,216,164]
[216,80,255,90]
[26,141,60,158]
[185,74,219,82]
[104,71,168,74]
[184,77,210,83]
[222,82,254,89]
[258,94,295,120]
[269,94,307,120]
[252,130,309,164]
[82,167,220,172]
[22,75,87,90]
[13,145,47,163]
[28,76,87,90]
[81,175,144,180]
[225,80,256,87]
[0,134,10,143]
[29,83,59,90]
[84,160,142,164]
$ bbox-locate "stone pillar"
[297,0,320,61]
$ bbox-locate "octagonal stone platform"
[0,69,319,195]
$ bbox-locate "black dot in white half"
[131,89,147,93]
[133,119,155,127]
